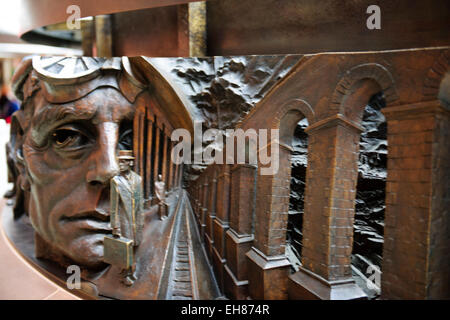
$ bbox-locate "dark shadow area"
[286,118,308,272]
[352,92,386,299]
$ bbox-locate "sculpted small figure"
[105,150,143,286]
[154,174,168,220]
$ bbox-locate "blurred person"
[0,84,19,123]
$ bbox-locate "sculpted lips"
[60,210,112,233]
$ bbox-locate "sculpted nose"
[86,122,120,185]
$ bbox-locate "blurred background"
[0,1,81,195]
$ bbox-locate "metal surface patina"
[5,56,219,299]
[1,0,449,302]
[3,47,449,300]
[106,149,143,285]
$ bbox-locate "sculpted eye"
[118,128,133,150]
[51,127,90,150]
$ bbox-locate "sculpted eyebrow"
[32,104,96,132]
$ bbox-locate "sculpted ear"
[10,110,30,192]
[16,153,30,192]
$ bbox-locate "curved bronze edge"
[1,189,187,300]
[1,199,101,300]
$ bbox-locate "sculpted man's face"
[23,87,134,269]
[119,159,133,173]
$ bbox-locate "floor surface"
[0,198,80,300]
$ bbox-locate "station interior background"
[0,2,82,196]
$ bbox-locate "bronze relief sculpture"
[6,49,448,301]
[12,57,143,273]
[105,150,143,286]
[6,56,219,299]
[5,54,301,300]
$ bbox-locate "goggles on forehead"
[13,56,147,105]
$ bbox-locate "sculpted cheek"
[22,143,55,186]
[23,138,87,188]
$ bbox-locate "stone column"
[288,114,366,300]
[205,166,218,260]
[167,141,174,191]
[246,142,291,300]
[81,19,94,56]
[145,116,154,199]
[194,182,200,219]
[132,108,145,177]
[174,163,180,188]
[161,130,170,217]
[381,101,450,299]
[153,124,161,188]
[212,165,231,291]
[196,175,203,228]
[200,177,209,239]
[172,156,177,189]
[178,163,183,187]
[225,164,256,299]
[94,15,113,57]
